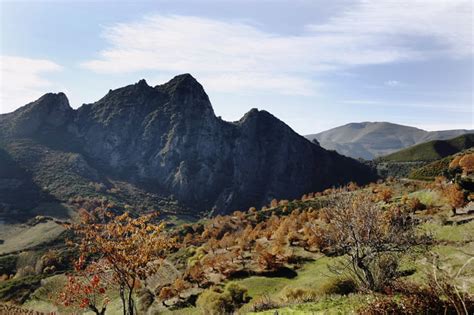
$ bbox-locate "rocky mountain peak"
[0,74,377,216]
[25,92,71,114]
[157,74,208,99]
[152,73,215,118]
[0,92,73,138]
[136,78,149,87]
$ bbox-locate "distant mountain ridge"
[306,122,473,160]
[0,74,376,220]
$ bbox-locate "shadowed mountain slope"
[0,74,376,219]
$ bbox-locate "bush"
[280,287,318,303]
[196,289,230,315]
[408,197,425,212]
[224,283,247,305]
[319,277,357,295]
[196,284,249,315]
[376,188,393,203]
[360,280,474,314]
[247,294,280,312]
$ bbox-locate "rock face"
[0,74,376,217]
[306,122,473,160]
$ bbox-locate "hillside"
[0,74,376,221]
[1,177,472,314]
[306,122,472,160]
[370,134,474,178]
[380,134,474,162]
[409,148,474,181]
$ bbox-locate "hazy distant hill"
[306,122,472,160]
[0,74,376,221]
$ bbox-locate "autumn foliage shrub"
[376,187,393,203]
[443,183,466,211]
[360,280,474,315]
[459,153,474,174]
[407,197,426,212]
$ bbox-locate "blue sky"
[0,0,472,134]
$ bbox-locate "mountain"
[370,134,474,179]
[379,134,474,162]
[0,74,376,220]
[306,122,472,160]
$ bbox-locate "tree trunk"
[357,258,375,290]
[89,305,106,315]
[120,285,127,315]
[127,279,136,315]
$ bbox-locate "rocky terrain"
[0,74,376,220]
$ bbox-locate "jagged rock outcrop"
[0,74,376,218]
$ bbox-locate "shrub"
[408,197,425,212]
[319,277,357,295]
[376,188,393,203]
[196,289,230,315]
[196,284,249,315]
[443,184,465,211]
[459,153,474,175]
[248,294,280,312]
[280,287,318,303]
[360,280,474,314]
[224,283,248,305]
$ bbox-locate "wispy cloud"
[81,0,472,95]
[308,0,472,57]
[0,55,63,113]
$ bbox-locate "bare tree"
[319,192,430,291]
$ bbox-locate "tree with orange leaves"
[443,183,465,215]
[459,153,474,175]
[57,260,110,315]
[68,210,176,315]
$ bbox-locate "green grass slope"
[409,148,474,180]
[380,134,474,162]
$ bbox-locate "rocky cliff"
[0,74,376,219]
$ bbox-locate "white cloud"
[385,80,400,87]
[308,0,472,57]
[0,55,63,113]
[81,0,472,95]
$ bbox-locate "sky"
[0,0,472,135]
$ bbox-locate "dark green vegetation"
[380,134,474,162]
[371,134,474,179]
[409,148,474,181]
[0,74,375,222]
